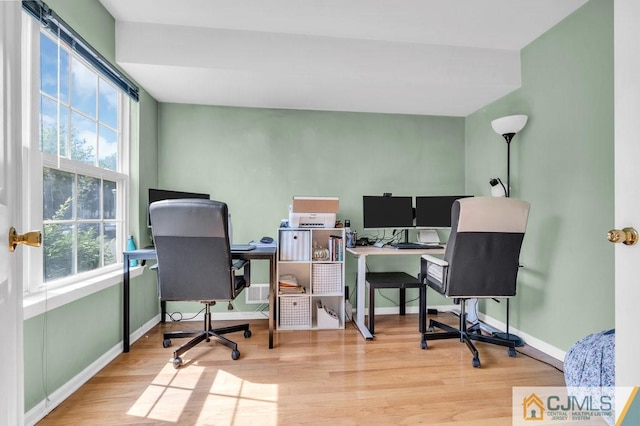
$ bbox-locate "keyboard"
[391,242,443,250]
[231,244,256,251]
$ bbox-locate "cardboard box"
[292,196,339,213]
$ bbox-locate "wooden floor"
[38,313,566,425]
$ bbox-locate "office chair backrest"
[149,198,235,301]
[444,197,530,297]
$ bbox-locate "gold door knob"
[8,227,42,252]
[607,227,638,246]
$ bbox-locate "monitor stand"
[417,229,439,244]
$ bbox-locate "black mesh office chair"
[150,198,251,368]
[420,197,530,368]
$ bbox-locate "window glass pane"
[71,57,97,118]
[59,106,69,157]
[59,47,70,104]
[103,180,117,219]
[99,80,118,129]
[40,95,58,154]
[103,222,117,266]
[43,168,74,220]
[99,125,118,171]
[77,175,100,219]
[40,33,58,99]
[71,111,97,164]
[78,223,101,273]
[44,223,74,282]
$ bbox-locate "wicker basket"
[279,296,310,327]
[312,263,342,294]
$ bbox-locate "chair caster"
[508,347,517,357]
[231,349,240,360]
[244,329,252,338]
[172,357,183,369]
[472,357,481,368]
[421,340,428,349]
[427,326,434,332]
[162,339,171,348]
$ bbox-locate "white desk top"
[346,245,445,256]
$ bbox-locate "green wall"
[158,105,465,309]
[465,0,614,350]
[23,0,160,413]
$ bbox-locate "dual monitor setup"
[362,194,471,246]
[147,188,469,248]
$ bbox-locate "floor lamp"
[490,114,528,346]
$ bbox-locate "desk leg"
[268,254,276,349]
[123,255,130,353]
[354,254,373,340]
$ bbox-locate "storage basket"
[312,263,342,294]
[279,230,310,261]
[279,296,310,327]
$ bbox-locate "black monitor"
[148,188,210,228]
[362,196,414,230]
[415,195,472,228]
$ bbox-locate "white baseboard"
[25,314,161,426]
[476,312,566,361]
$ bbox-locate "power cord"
[166,306,206,322]
[440,309,564,373]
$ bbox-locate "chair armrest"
[232,259,251,286]
[422,254,448,267]
[232,259,248,270]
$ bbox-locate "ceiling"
[99,0,588,117]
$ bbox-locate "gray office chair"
[420,197,530,368]
[149,198,251,368]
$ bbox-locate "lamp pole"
[496,131,523,346]
[503,132,515,197]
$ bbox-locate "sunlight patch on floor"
[127,362,205,422]
[197,369,279,425]
[127,362,278,424]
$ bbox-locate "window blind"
[22,0,139,101]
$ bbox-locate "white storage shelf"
[277,227,345,330]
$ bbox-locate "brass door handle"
[607,227,638,246]
[8,227,42,252]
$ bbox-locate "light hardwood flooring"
[38,312,566,425]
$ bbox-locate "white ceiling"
[100,0,588,117]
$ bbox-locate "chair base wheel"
[508,347,517,357]
[231,350,240,360]
[421,340,427,349]
[472,357,481,368]
[244,330,252,338]
[163,339,171,348]
[172,357,183,369]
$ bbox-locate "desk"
[346,245,446,340]
[122,246,277,352]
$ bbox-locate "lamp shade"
[491,114,528,136]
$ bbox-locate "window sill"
[23,265,145,320]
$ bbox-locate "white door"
[0,2,24,424]
[614,0,640,387]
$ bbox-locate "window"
[22,13,132,294]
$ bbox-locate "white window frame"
[21,13,139,317]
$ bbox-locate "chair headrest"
[455,197,529,233]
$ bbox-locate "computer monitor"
[147,188,210,228]
[415,195,472,228]
[362,196,414,230]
